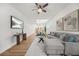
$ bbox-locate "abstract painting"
[63,10,79,31]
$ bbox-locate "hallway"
[0,34,35,56]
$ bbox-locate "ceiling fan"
[32,3,48,14]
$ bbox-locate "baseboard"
[0,42,16,54]
[0,33,35,55]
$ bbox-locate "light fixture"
[32,3,48,14]
[38,8,42,13]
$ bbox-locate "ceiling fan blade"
[39,5,42,8]
[42,9,46,12]
[35,3,39,8]
[35,3,41,9]
[35,3,38,6]
[43,3,48,8]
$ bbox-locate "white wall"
[2,3,79,54]
[0,3,34,53]
[47,3,79,33]
[25,24,37,37]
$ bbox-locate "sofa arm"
[65,42,79,55]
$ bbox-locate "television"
[11,16,24,29]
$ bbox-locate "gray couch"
[50,32,79,55]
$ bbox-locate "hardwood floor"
[0,33,35,56]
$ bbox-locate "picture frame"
[56,18,64,31]
[63,10,79,31]
[11,16,24,29]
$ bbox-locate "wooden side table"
[23,33,27,40]
[14,33,27,45]
[14,34,20,45]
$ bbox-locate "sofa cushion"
[67,36,76,42]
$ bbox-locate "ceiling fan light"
[38,8,42,13]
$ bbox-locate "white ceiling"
[10,3,69,24]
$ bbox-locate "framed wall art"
[63,10,79,31]
[56,18,64,31]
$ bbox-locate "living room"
[0,2,79,57]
